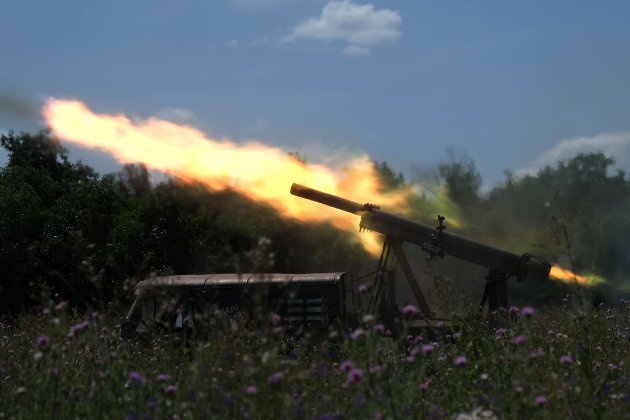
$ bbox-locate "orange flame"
[549,265,604,287]
[43,98,411,255]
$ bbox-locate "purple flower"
[369,365,382,375]
[405,355,416,363]
[340,360,354,373]
[419,379,431,392]
[36,335,50,349]
[454,355,468,366]
[128,371,145,385]
[358,283,370,293]
[559,355,573,365]
[164,384,177,394]
[155,373,171,382]
[67,320,90,338]
[346,368,363,386]
[421,343,435,354]
[42,308,50,316]
[547,330,555,337]
[534,395,548,406]
[373,324,385,334]
[513,335,528,345]
[349,329,364,341]
[514,385,524,394]
[55,301,68,311]
[521,306,535,318]
[270,313,281,324]
[266,371,284,386]
[508,305,520,315]
[401,304,419,315]
[245,385,257,395]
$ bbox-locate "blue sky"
[1,0,629,185]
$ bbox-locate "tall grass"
[2,296,629,419]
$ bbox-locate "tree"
[438,150,482,209]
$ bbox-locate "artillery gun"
[122,184,552,340]
[290,183,551,322]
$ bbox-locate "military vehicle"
[122,183,552,338]
[122,272,359,338]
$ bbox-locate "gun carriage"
[290,183,551,322]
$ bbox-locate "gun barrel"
[290,183,551,279]
[290,183,366,215]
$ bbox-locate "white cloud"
[516,132,630,177]
[285,0,401,55]
[343,44,370,56]
[226,39,239,48]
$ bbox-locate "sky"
[1,0,629,185]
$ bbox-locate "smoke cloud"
[517,132,630,177]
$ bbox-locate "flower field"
[2,297,630,419]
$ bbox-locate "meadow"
[2,294,629,419]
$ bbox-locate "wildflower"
[373,324,385,334]
[547,330,555,337]
[128,371,145,386]
[362,314,375,323]
[49,367,59,376]
[340,360,354,373]
[513,335,528,346]
[513,386,524,394]
[454,355,468,366]
[534,395,548,406]
[42,308,50,316]
[421,343,435,355]
[480,373,489,381]
[270,313,281,324]
[436,321,445,328]
[419,380,430,392]
[67,320,89,338]
[369,365,382,375]
[456,407,497,420]
[559,355,573,365]
[164,384,177,394]
[346,368,363,386]
[349,328,364,341]
[36,335,50,349]
[521,306,535,318]
[405,355,416,363]
[55,301,68,311]
[155,373,171,382]
[245,385,257,395]
[358,283,370,293]
[266,371,284,386]
[401,304,419,315]
[508,305,519,315]
[530,348,545,359]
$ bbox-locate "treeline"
[1,131,629,314]
[0,131,375,314]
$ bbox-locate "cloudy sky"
[1,0,629,184]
